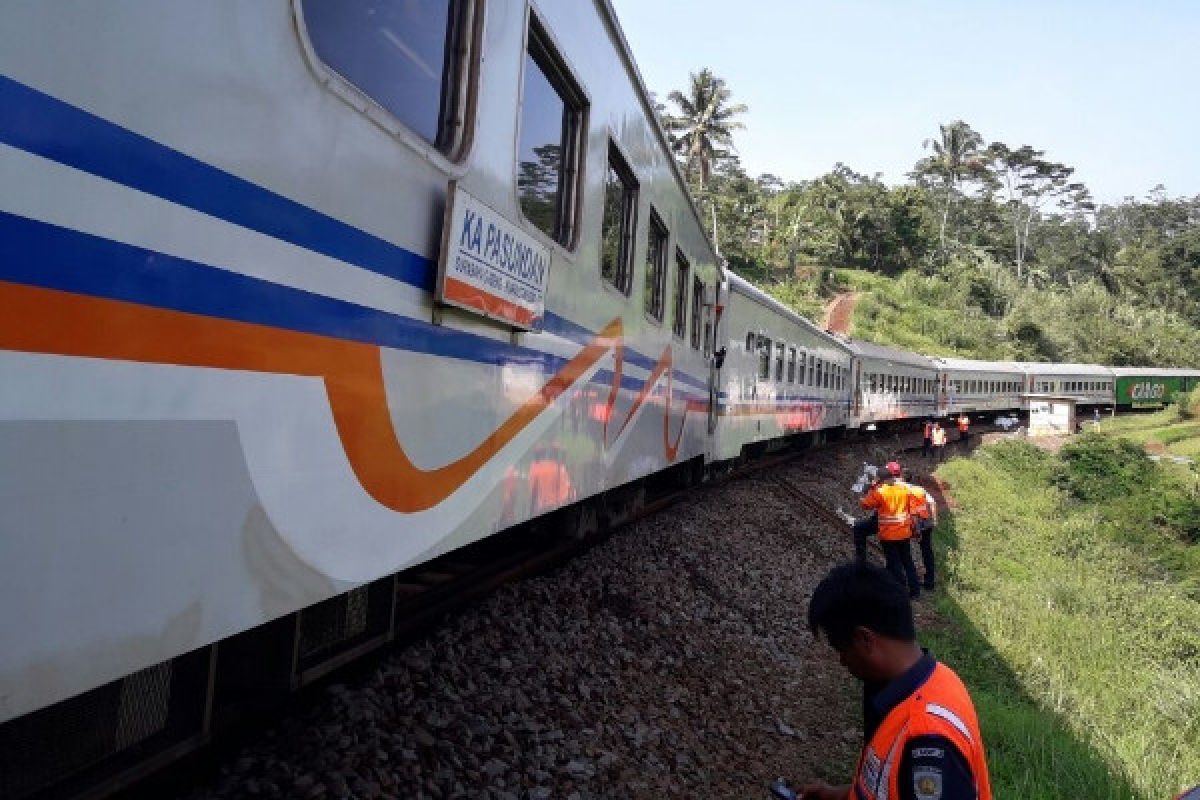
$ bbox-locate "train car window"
[515,16,586,246]
[600,144,639,292]
[787,348,797,383]
[690,277,704,350]
[702,295,714,357]
[643,210,668,321]
[758,336,772,379]
[775,343,785,382]
[671,250,690,337]
[746,332,755,353]
[815,358,824,389]
[301,0,480,156]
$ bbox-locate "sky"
[609,0,1200,205]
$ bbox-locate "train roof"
[837,337,937,369]
[1017,362,1115,376]
[725,273,852,353]
[930,357,1024,373]
[1108,366,1200,377]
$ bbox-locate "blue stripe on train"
[0,212,709,402]
[0,74,709,395]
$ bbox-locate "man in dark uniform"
[795,565,992,800]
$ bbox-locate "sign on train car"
[437,183,552,331]
[1116,375,1185,408]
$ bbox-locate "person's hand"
[796,782,850,800]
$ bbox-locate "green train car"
[1111,367,1200,408]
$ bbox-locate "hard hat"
[885,461,902,476]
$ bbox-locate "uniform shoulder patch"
[913,765,943,800]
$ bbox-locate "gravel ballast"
[179,441,927,800]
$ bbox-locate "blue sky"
[610,0,1200,205]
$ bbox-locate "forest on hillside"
[656,69,1200,367]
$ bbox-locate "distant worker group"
[922,414,970,463]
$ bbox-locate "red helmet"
[885,461,902,476]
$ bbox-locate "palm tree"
[915,120,986,255]
[662,69,747,251]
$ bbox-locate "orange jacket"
[958,415,970,432]
[861,481,912,541]
[853,662,992,800]
[905,483,934,522]
[923,421,934,439]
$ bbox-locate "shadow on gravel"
[920,481,1144,799]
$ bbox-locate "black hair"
[807,563,915,649]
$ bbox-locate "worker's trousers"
[916,520,935,589]
[853,514,878,566]
[882,539,921,597]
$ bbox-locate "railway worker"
[957,413,970,444]
[922,418,934,458]
[796,564,993,800]
[904,478,938,591]
[860,462,921,598]
[931,423,948,463]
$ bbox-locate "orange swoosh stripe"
[0,280,628,512]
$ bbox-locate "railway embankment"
[930,431,1200,798]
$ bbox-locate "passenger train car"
[840,338,938,427]
[0,2,723,796]
[715,273,851,460]
[1,2,1198,798]
[933,357,1026,415]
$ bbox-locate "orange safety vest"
[861,482,912,541]
[853,662,992,800]
[958,416,970,432]
[905,483,932,521]
[923,421,934,439]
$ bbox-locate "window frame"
[689,276,704,350]
[643,209,669,323]
[787,347,798,384]
[671,249,690,339]
[599,141,639,293]
[514,11,589,249]
[294,0,485,167]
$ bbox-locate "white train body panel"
[714,274,850,460]
[933,358,1026,415]
[1020,363,1115,407]
[0,0,720,723]
[843,339,938,427]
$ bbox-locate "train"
[1,2,1198,797]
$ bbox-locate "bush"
[1056,433,1155,504]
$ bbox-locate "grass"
[925,438,1200,798]
[1097,397,1200,457]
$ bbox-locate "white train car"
[1020,363,1115,407]
[842,338,938,427]
[933,357,1025,415]
[713,273,851,460]
[0,1,722,792]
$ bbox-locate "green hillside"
[752,263,1200,366]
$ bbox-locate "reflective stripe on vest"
[853,663,992,800]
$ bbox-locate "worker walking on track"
[931,423,948,463]
[859,462,920,598]
[922,419,934,458]
[957,413,970,447]
[903,475,939,591]
[795,564,993,800]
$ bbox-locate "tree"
[983,143,1093,282]
[662,69,748,252]
[911,120,988,256]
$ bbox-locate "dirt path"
[821,292,859,334]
